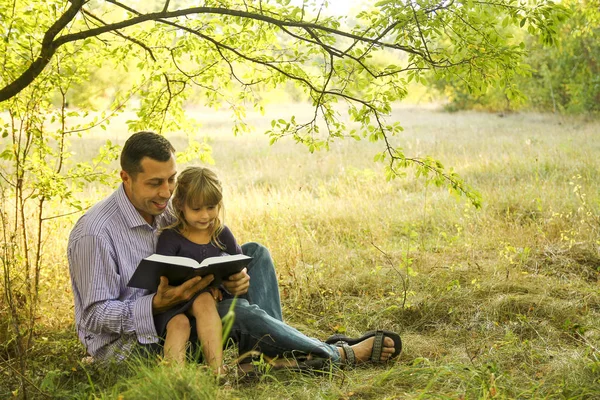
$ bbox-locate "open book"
[126,253,252,291]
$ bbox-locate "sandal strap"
[370,330,384,362]
[341,343,355,365]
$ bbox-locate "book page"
[145,253,200,269]
[198,253,251,267]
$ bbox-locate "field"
[2,104,600,399]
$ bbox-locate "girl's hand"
[209,287,223,301]
[222,267,250,296]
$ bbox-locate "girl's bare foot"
[215,364,229,376]
[237,356,301,374]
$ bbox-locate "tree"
[524,0,599,113]
[430,1,599,115]
[1,0,568,197]
[0,0,566,396]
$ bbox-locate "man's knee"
[230,301,269,324]
[242,242,270,259]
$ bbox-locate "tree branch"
[1,4,427,103]
[0,0,85,102]
[162,0,171,13]
[80,9,157,61]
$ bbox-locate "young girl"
[153,166,242,374]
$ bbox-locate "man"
[68,131,399,368]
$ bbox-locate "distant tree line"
[435,0,600,114]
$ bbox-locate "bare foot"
[215,364,229,376]
[237,356,305,373]
[215,364,230,385]
[157,358,185,369]
[237,362,254,374]
[237,354,321,378]
[337,336,396,363]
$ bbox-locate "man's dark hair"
[120,131,176,177]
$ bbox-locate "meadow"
[2,104,599,399]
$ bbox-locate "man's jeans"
[239,242,283,321]
[217,242,341,363]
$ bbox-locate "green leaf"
[0,148,14,160]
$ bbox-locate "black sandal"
[328,330,402,364]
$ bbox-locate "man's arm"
[69,235,158,343]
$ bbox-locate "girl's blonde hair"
[169,166,226,250]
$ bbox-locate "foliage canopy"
[1,0,569,204]
[434,0,599,113]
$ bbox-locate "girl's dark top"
[156,225,242,261]
[152,225,242,337]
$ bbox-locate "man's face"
[120,155,177,224]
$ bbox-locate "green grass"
[2,104,600,399]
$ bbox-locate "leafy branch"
[0,1,502,103]
[1,0,566,206]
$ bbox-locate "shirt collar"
[116,183,159,229]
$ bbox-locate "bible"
[126,253,252,291]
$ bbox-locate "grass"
[2,104,600,399]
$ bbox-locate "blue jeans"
[239,242,283,321]
[217,242,341,363]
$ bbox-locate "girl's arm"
[156,229,181,256]
[219,226,249,296]
[219,226,242,255]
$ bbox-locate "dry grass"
[3,104,599,399]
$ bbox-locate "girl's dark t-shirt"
[152,226,242,336]
[155,226,242,262]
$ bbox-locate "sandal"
[328,330,402,364]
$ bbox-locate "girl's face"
[181,203,219,233]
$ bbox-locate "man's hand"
[222,267,250,296]
[152,275,214,314]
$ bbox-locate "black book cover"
[127,253,252,291]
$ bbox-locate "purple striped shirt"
[68,184,172,361]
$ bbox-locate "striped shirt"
[68,184,172,361]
